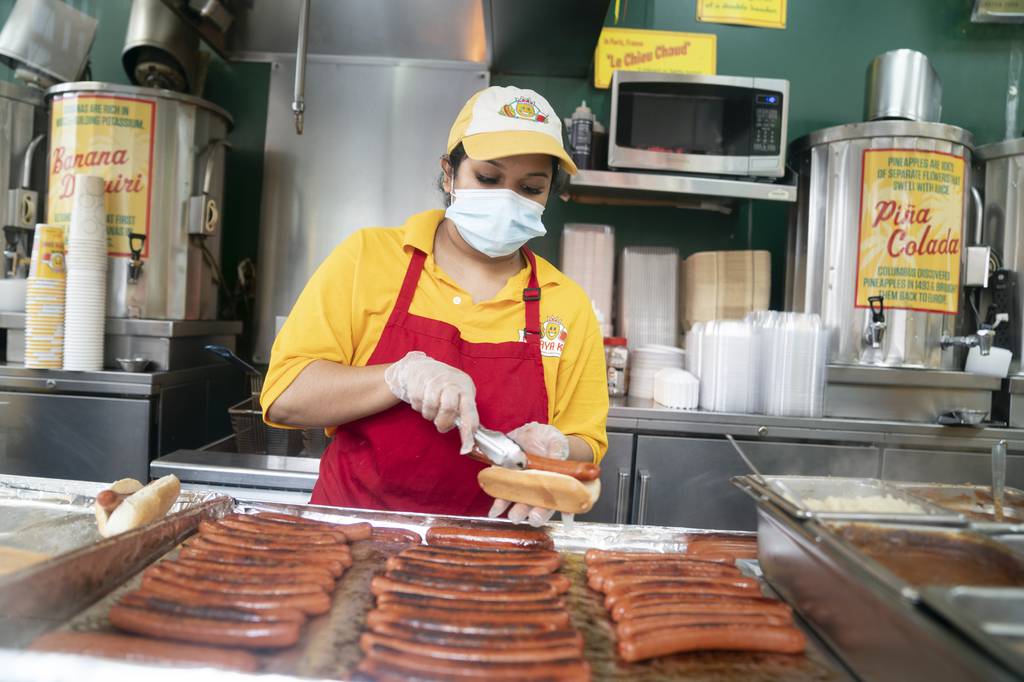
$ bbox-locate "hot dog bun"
[478,467,600,514]
[95,475,181,537]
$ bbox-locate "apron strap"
[521,247,542,338]
[391,249,427,319]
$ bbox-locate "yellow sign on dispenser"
[855,149,966,315]
[594,27,716,89]
[46,94,155,258]
[697,0,787,29]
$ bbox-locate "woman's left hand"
[487,422,568,527]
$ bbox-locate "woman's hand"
[488,422,569,527]
[384,351,479,454]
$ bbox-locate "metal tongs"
[455,418,527,470]
[726,434,808,514]
[993,440,1007,522]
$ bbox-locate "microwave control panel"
[752,92,784,155]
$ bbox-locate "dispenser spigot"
[941,314,1006,357]
[127,232,146,284]
[864,295,886,348]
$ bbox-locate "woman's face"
[443,153,554,206]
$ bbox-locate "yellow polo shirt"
[261,209,609,463]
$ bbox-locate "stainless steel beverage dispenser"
[44,82,231,320]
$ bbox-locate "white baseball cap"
[446,85,577,175]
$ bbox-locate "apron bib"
[310,246,549,516]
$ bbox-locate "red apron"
[310,244,549,516]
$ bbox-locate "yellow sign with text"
[47,94,155,258]
[856,149,966,315]
[697,0,787,29]
[594,27,716,89]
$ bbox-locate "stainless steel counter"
[608,398,1024,449]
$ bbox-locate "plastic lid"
[604,337,627,346]
[572,100,594,120]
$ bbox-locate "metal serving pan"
[734,474,966,524]
[756,503,1018,682]
[0,495,851,682]
[921,586,1024,679]
[0,474,223,578]
[891,482,1024,534]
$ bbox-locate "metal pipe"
[20,134,44,189]
[292,0,310,135]
[199,139,232,194]
[971,186,984,246]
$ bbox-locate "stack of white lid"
[24,224,67,369]
[653,368,699,409]
[618,246,679,348]
[561,224,615,337]
[628,344,685,399]
[63,175,108,372]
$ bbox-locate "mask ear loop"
[443,155,455,206]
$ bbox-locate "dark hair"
[438,142,569,207]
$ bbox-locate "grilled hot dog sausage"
[108,603,302,649]
[425,526,554,551]
[617,623,806,662]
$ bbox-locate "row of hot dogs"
[585,534,807,662]
[30,512,376,671]
[357,525,592,681]
[28,512,807,678]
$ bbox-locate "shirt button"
[452,296,462,305]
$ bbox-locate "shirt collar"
[400,208,558,287]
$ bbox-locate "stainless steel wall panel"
[253,58,487,362]
[632,435,880,531]
[881,447,1024,487]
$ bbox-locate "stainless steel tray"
[756,502,1018,682]
[0,474,223,577]
[734,475,966,525]
[921,586,1024,679]
[891,482,1024,533]
[0,496,851,682]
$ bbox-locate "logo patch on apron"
[518,316,568,358]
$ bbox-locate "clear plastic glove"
[488,422,569,527]
[383,351,479,454]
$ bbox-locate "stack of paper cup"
[63,175,108,371]
[25,224,68,368]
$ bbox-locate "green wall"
[0,0,1020,340]
[495,0,1024,309]
[0,0,268,345]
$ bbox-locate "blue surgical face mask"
[444,186,546,258]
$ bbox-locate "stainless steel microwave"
[609,71,790,178]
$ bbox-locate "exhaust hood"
[160,0,608,76]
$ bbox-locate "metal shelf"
[566,169,798,212]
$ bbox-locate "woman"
[261,86,608,526]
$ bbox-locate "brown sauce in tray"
[910,489,1024,523]
[836,524,1024,587]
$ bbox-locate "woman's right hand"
[384,351,479,454]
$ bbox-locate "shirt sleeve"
[260,231,365,427]
[550,302,609,464]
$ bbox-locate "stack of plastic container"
[617,246,679,348]
[628,344,685,399]
[698,320,757,413]
[24,225,67,369]
[749,311,828,417]
[63,175,108,372]
[561,224,615,336]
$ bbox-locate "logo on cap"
[499,96,547,123]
